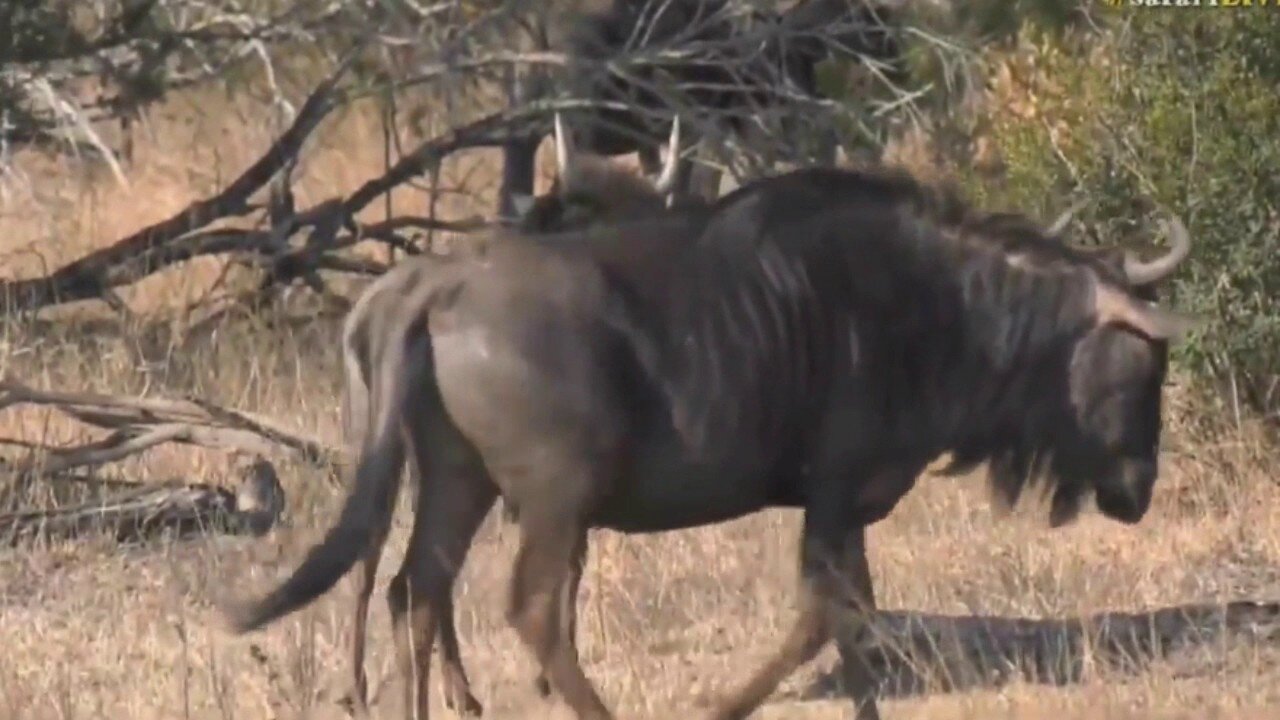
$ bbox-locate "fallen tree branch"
[0,85,512,316]
[0,55,356,314]
[0,456,286,545]
[341,102,565,215]
[0,379,340,468]
[251,211,489,289]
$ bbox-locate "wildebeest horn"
[652,116,682,198]
[553,112,577,192]
[1123,215,1191,286]
[1046,199,1086,236]
[1093,284,1200,341]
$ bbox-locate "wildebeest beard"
[601,166,1164,524]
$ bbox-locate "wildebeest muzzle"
[1094,458,1156,524]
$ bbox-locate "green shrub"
[961,10,1280,417]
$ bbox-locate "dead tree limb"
[0,93,541,317]
[0,56,355,314]
[4,13,903,318]
[0,379,340,468]
[0,455,286,545]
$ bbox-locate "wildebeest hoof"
[533,674,553,699]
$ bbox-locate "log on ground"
[0,456,285,545]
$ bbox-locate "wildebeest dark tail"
[224,285,447,634]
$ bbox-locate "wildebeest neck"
[925,234,1097,450]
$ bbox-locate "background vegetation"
[961,8,1280,425]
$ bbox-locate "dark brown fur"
[228,165,1194,720]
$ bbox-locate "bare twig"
[0,58,354,313]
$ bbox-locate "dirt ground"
[1,93,1278,720]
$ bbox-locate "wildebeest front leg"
[706,520,878,720]
[532,534,587,701]
[825,526,880,720]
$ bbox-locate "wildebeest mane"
[822,167,1166,525]
[840,170,1175,524]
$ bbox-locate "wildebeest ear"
[1093,284,1202,341]
[510,193,536,219]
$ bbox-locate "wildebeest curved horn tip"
[1123,214,1191,286]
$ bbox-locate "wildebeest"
[334,113,707,718]
[349,164,1088,718]
[226,164,1194,720]
[497,0,904,217]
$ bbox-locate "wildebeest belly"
[591,448,779,533]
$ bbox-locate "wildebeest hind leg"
[436,594,484,716]
[346,514,392,718]
[387,457,496,719]
[508,511,611,719]
[532,530,587,701]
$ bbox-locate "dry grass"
[1,89,1278,720]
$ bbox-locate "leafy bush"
[960,9,1280,417]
